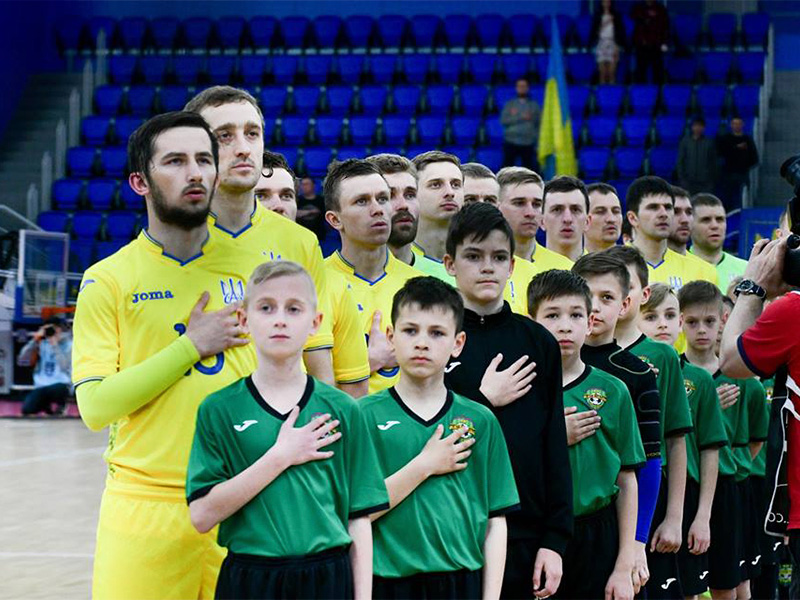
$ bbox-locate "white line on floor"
[0,446,105,468]
[0,551,93,559]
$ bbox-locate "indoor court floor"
[0,419,106,599]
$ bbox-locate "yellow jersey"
[646,247,717,290]
[208,203,334,350]
[529,242,575,273]
[325,249,421,393]
[410,243,455,284]
[505,255,539,316]
[683,250,719,287]
[72,232,256,496]
[325,270,370,385]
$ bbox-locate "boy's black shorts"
[374,569,481,599]
[215,545,352,600]
[676,477,710,596]
[502,538,544,599]
[739,477,763,582]
[644,474,683,600]
[708,475,743,591]
[556,503,618,600]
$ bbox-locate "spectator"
[631,0,669,83]
[16,317,72,416]
[591,0,627,84]
[296,176,325,240]
[717,116,759,210]
[677,117,717,196]
[500,79,540,171]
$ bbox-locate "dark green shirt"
[712,370,756,481]
[752,378,774,478]
[186,376,389,557]
[732,378,769,481]
[681,360,728,483]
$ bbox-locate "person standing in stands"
[677,117,718,197]
[591,0,627,84]
[297,176,326,240]
[501,79,540,171]
[717,116,759,210]
[631,0,669,84]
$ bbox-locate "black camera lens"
[43,326,56,337]
[781,155,800,194]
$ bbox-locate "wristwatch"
[733,279,767,300]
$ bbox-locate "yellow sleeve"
[302,240,335,351]
[331,285,370,384]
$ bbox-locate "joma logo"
[132,290,174,303]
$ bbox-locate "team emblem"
[584,388,608,408]
[311,412,339,437]
[765,385,774,404]
[684,378,696,397]
[638,355,659,376]
[449,416,476,440]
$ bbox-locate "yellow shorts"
[92,488,226,599]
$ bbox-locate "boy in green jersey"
[529,269,644,600]
[361,276,520,599]
[640,283,729,599]
[186,261,389,600]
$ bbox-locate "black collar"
[245,375,314,420]
[463,302,513,326]
[564,365,592,391]
[388,386,454,427]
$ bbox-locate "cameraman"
[16,317,73,416]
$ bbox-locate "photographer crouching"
[16,317,73,416]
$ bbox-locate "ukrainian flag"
[537,17,578,177]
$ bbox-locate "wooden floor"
[0,419,107,599]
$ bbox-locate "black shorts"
[502,538,542,599]
[644,474,683,600]
[677,478,710,596]
[374,569,482,599]
[752,475,782,567]
[215,546,352,600]
[739,477,763,581]
[557,503,618,600]
[708,475,744,591]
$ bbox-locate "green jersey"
[732,378,769,481]
[186,376,389,557]
[411,244,456,284]
[752,378,775,477]
[690,249,747,295]
[681,360,728,483]
[711,371,756,482]
[627,334,693,465]
[564,366,646,516]
[361,387,520,578]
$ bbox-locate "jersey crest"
[584,388,608,409]
[449,416,476,440]
[684,378,696,397]
[220,277,245,304]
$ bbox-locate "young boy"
[571,251,663,592]
[361,276,520,599]
[640,283,729,599]
[529,269,644,600]
[443,203,573,600]
[677,281,767,600]
[186,261,389,599]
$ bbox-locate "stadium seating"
[86,179,117,210]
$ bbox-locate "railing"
[0,205,41,234]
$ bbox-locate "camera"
[779,155,800,286]
[43,325,56,338]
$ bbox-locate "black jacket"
[444,303,573,555]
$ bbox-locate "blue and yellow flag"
[537,17,578,177]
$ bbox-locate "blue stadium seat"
[281,16,310,49]
[88,17,116,48]
[183,17,212,49]
[272,56,299,85]
[359,85,388,115]
[416,116,446,145]
[305,55,333,85]
[732,85,760,117]
[708,13,737,48]
[696,85,728,117]
[595,85,625,115]
[119,179,144,210]
[569,86,591,117]
[281,117,310,145]
[605,179,631,204]
[501,54,532,83]
[445,15,472,47]
[337,55,365,84]
[434,55,463,84]
[405,145,430,160]
[72,211,103,239]
[451,116,481,145]
[119,17,147,50]
[250,16,278,48]
[114,116,144,144]
[55,16,82,53]
[326,86,354,115]
[159,86,190,112]
[263,117,278,143]
[97,240,127,260]
[173,55,204,85]
[218,16,245,49]
[293,86,321,115]
[109,55,137,84]
[304,148,333,177]
[86,178,117,210]
[313,15,342,48]
[475,148,503,171]
[70,240,96,271]
[701,52,734,84]
[382,116,412,145]
[241,55,268,85]
[411,15,440,48]
[376,15,408,48]
[585,117,618,146]
[128,86,155,116]
[403,55,431,85]
[349,117,378,145]
[574,14,593,48]
[140,56,169,84]
[101,147,128,178]
[392,85,422,115]
[648,146,678,178]
[666,55,698,84]
[208,55,236,84]
[672,14,701,49]
[492,84,515,114]
[742,12,769,49]
[654,116,686,145]
[467,54,496,84]
[68,147,96,177]
[271,147,299,171]
[704,117,723,137]
[443,146,472,164]
[369,55,398,84]
[370,145,403,158]
[315,116,344,145]
[343,15,374,48]
[614,147,645,178]
[485,116,503,145]
[151,17,179,49]
[629,84,659,116]
[661,84,692,116]
[566,53,595,84]
[738,52,765,83]
[620,116,652,147]
[53,179,84,210]
[579,147,610,180]
[82,116,111,146]
[542,15,572,47]
[476,14,505,48]
[460,84,489,116]
[38,210,70,233]
[507,14,537,50]
[336,146,366,161]
[107,211,138,240]
[426,85,455,115]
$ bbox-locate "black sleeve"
[635,368,663,460]
[589,11,601,46]
[615,12,627,47]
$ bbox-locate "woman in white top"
[591,0,627,84]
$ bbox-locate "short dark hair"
[128,111,218,180]
[412,150,462,177]
[605,245,649,287]
[497,167,543,189]
[391,276,464,332]
[671,185,690,201]
[691,193,724,210]
[527,269,592,318]
[626,176,675,216]
[691,116,706,126]
[621,217,633,239]
[462,162,496,180]
[587,182,619,197]
[322,159,385,212]
[677,280,722,314]
[184,85,263,121]
[445,202,515,258]
[543,175,590,212]
[572,250,631,296]
[262,150,294,178]
[366,153,417,177]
